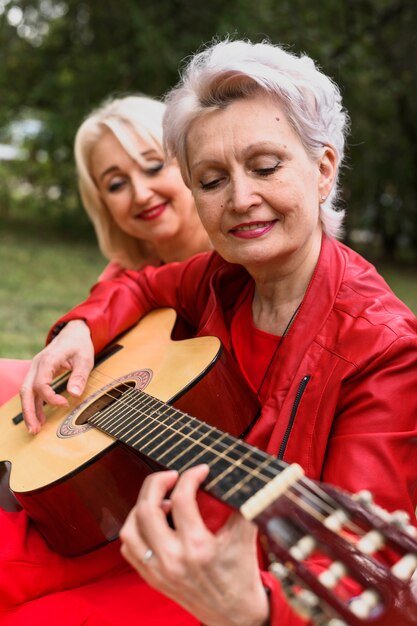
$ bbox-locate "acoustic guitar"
[1,308,416,625]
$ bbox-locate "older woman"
[0,94,210,405]
[18,40,417,626]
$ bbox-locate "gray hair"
[164,39,349,238]
[74,95,165,269]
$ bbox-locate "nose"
[131,174,153,204]
[228,173,261,214]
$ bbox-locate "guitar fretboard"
[88,386,288,511]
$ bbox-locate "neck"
[251,232,322,335]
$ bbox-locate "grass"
[0,230,416,358]
[0,231,106,358]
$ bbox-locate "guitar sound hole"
[74,381,137,425]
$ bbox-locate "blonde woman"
[0,95,210,404]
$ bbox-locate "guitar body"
[0,308,259,556]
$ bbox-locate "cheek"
[194,196,215,228]
[163,169,187,201]
[106,198,129,221]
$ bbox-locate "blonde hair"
[74,95,166,269]
[164,39,349,239]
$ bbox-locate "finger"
[35,396,47,425]
[20,383,41,435]
[20,366,51,433]
[120,508,150,572]
[161,498,172,515]
[131,470,179,549]
[222,510,258,545]
[170,464,211,536]
[66,357,94,397]
[138,469,179,501]
[20,358,69,433]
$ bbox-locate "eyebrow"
[99,149,160,181]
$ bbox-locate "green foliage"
[0,0,416,257]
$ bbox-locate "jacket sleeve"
[322,333,417,522]
[46,252,216,354]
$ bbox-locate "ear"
[318,146,337,198]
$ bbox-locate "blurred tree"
[0,0,416,259]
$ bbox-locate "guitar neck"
[88,385,287,512]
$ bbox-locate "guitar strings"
[49,366,366,536]
[62,366,363,531]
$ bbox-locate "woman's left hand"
[120,465,270,626]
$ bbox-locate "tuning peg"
[328,620,348,626]
[391,553,417,581]
[349,589,381,618]
[353,489,373,505]
[407,525,417,538]
[289,535,316,561]
[323,508,349,531]
[269,561,289,581]
[319,561,347,589]
[390,510,417,537]
[296,588,320,609]
[391,509,410,527]
[357,530,385,555]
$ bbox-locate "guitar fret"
[158,427,223,468]
[111,393,165,436]
[153,420,215,465]
[88,385,287,508]
[204,441,252,488]
[220,457,273,501]
[119,404,179,446]
[179,431,230,472]
[139,416,204,460]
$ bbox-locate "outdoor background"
[1,0,416,357]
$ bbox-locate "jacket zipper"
[277,375,311,460]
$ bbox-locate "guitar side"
[0,308,259,556]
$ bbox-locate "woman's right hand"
[20,320,94,434]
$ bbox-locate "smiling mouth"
[137,203,167,221]
[230,221,277,237]
[232,222,271,232]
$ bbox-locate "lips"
[229,221,276,239]
[136,203,167,221]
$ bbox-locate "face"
[90,129,196,245]
[187,95,336,274]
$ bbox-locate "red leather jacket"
[52,234,417,625]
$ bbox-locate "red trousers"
[0,509,199,625]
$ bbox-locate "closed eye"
[200,177,225,190]
[254,164,280,177]
[108,180,126,193]
[145,162,164,175]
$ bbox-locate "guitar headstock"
[255,476,417,625]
